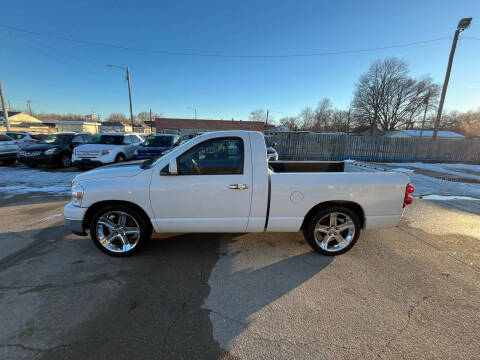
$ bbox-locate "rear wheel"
[90,205,152,256]
[303,206,361,256]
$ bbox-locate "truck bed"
[269,161,344,173]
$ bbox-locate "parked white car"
[6,131,46,149]
[0,134,20,165]
[72,133,144,170]
[65,130,414,257]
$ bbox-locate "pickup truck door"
[149,134,252,232]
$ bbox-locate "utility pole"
[419,96,430,138]
[8,100,11,111]
[194,108,197,120]
[107,64,135,129]
[265,110,269,125]
[149,108,153,134]
[432,17,472,140]
[0,79,10,131]
[91,107,98,134]
[126,66,134,129]
[26,100,32,115]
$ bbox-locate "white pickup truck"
[64,130,414,257]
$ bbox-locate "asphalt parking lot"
[1,165,479,359]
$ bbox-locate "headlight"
[101,149,113,155]
[43,148,58,155]
[71,184,84,207]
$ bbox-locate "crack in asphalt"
[162,292,194,359]
[398,226,480,273]
[376,295,432,357]
[0,338,111,356]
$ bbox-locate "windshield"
[143,136,174,147]
[89,134,124,145]
[41,134,73,145]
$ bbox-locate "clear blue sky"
[1,0,479,122]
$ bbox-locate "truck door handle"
[229,184,248,190]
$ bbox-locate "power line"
[0,24,452,58]
[462,36,480,40]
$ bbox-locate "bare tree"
[106,113,128,123]
[137,111,162,124]
[249,109,267,122]
[352,57,440,134]
[279,116,300,130]
[313,98,333,131]
[298,107,315,129]
[36,113,84,121]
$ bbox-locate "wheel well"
[116,152,125,159]
[300,201,365,230]
[83,200,152,231]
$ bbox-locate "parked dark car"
[18,133,91,168]
[135,134,180,160]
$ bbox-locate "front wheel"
[115,153,125,163]
[59,153,71,168]
[90,205,152,256]
[303,206,361,256]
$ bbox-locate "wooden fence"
[269,133,480,163]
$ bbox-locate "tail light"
[403,183,414,207]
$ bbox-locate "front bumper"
[74,159,112,169]
[18,154,61,164]
[0,152,18,161]
[64,202,88,236]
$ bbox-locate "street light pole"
[432,17,472,140]
[0,78,10,131]
[107,64,135,129]
[126,66,134,129]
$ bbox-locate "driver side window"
[177,137,244,175]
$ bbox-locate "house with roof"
[0,111,53,133]
[99,121,132,133]
[154,117,266,135]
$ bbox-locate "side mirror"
[161,157,178,175]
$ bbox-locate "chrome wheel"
[314,211,355,253]
[96,211,141,253]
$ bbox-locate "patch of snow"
[384,162,480,181]
[410,172,480,199]
[419,195,480,201]
[0,167,80,195]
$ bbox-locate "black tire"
[59,153,72,168]
[26,163,37,168]
[303,206,361,256]
[115,153,125,163]
[89,204,152,257]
